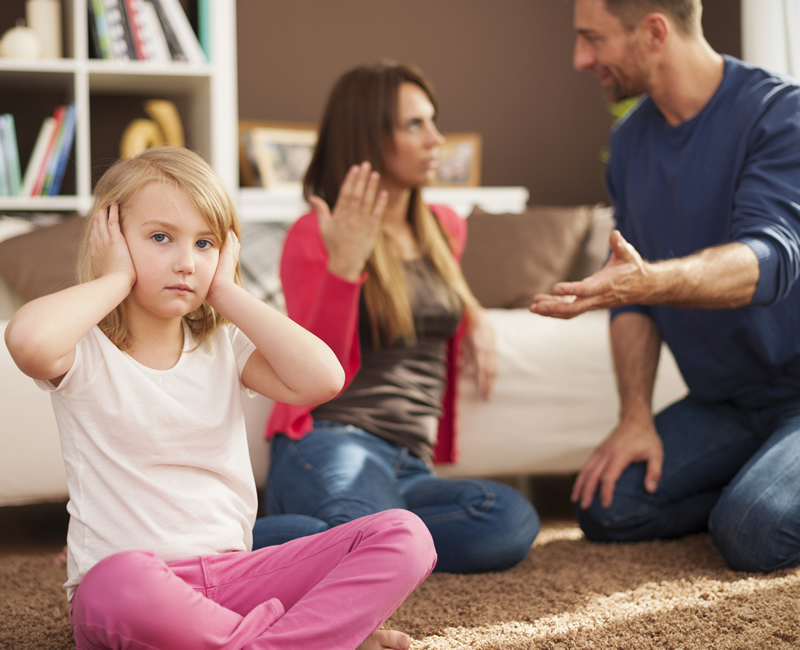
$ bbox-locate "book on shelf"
[89,0,113,59]
[149,0,186,62]
[44,104,77,196]
[0,115,23,196]
[22,118,57,197]
[115,0,140,60]
[87,0,103,59]
[105,0,134,60]
[0,131,9,197]
[122,0,148,61]
[139,0,171,63]
[31,105,67,197]
[197,0,210,60]
[158,0,206,64]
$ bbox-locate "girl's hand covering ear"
[209,229,241,297]
[90,203,136,288]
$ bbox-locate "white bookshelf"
[0,0,238,215]
[238,186,530,223]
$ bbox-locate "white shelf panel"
[238,186,530,223]
[0,196,92,213]
[88,64,213,94]
[0,59,79,73]
[0,63,76,90]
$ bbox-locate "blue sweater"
[608,56,800,409]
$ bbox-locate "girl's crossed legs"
[70,509,436,650]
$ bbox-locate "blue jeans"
[252,421,540,573]
[578,395,800,572]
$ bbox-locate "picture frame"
[433,132,482,187]
[239,121,318,189]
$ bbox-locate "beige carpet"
[2,522,799,649]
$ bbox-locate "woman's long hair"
[77,146,243,351]
[304,62,479,346]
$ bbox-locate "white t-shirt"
[37,323,258,600]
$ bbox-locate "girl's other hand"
[208,229,241,299]
[91,203,136,288]
[311,161,388,282]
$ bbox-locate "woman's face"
[383,82,445,191]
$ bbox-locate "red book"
[31,105,66,196]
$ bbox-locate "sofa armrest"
[0,320,68,505]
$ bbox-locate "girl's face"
[383,82,445,191]
[122,182,220,323]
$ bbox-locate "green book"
[0,126,9,197]
[1,115,23,195]
[91,0,112,59]
[197,0,210,61]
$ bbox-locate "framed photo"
[433,132,482,187]
[239,121,318,189]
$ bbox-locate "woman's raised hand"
[90,202,136,289]
[310,162,388,282]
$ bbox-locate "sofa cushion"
[460,205,596,309]
[0,216,83,302]
[568,205,616,281]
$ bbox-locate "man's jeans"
[578,395,800,572]
[252,421,540,573]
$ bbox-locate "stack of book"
[22,104,77,198]
[88,0,208,64]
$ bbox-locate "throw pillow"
[0,216,84,302]
[460,205,595,309]
[568,205,616,281]
[239,221,289,314]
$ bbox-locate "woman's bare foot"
[357,629,412,650]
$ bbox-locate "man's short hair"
[603,0,701,36]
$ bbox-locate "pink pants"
[70,510,436,650]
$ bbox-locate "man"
[531,0,800,572]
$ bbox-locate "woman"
[253,62,539,573]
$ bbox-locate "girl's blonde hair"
[304,62,479,346]
[77,146,243,351]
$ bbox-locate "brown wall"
[0,0,741,202]
[237,0,741,206]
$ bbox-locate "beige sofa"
[0,206,687,505]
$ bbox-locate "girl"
[253,63,540,573]
[4,147,436,650]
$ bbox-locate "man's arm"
[572,311,664,509]
[530,230,759,319]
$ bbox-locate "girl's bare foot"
[357,629,412,650]
[53,545,68,567]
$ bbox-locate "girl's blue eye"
[152,233,167,243]
[196,240,213,249]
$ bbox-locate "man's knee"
[710,493,800,572]
[577,490,659,543]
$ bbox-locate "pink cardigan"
[266,204,467,464]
